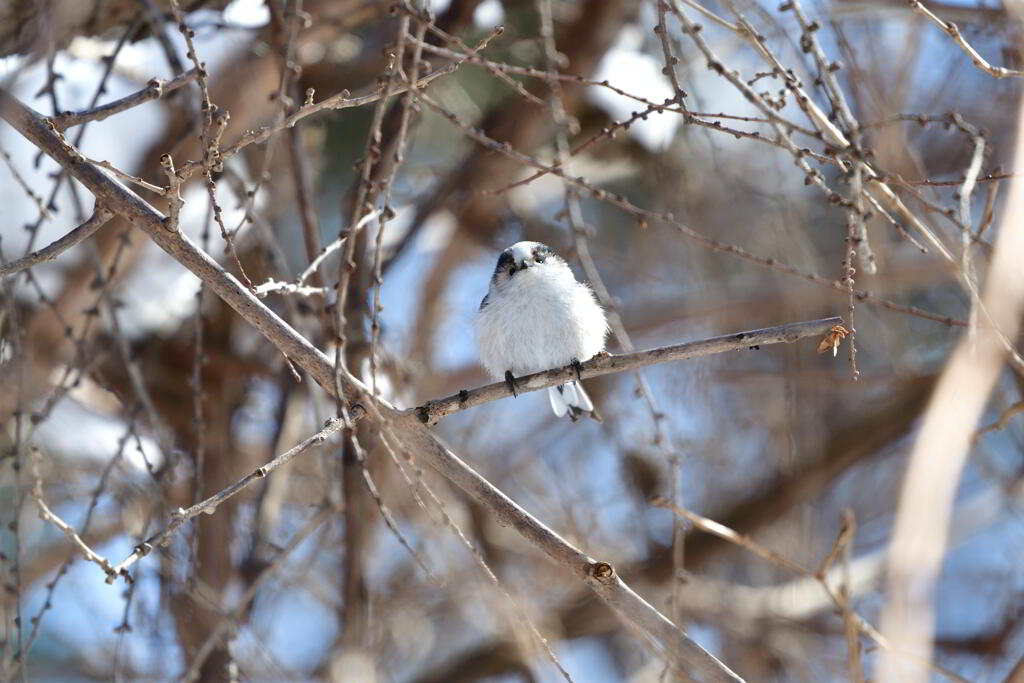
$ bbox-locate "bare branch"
[49,69,199,131]
[0,208,114,278]
[415,316,842,426]
[878,96,1024,682]
[181,25,506,179]
[159,153,184,232]
[297,209,377,285]
[108,418,344,581]
[908,0,1024,79]
[0,143,50,219]
[29,448,117,582]
[253,279,329,298]
[653,498,971,683]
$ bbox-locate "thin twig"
[254,280,329,298]
[972,401,1024,443]
[654,0,688,104]
[0,143,49,219]
[908,0,1024,78]
[297,210,378,285]
[182,505,334,683]
[50,69,199,130]
[180,26,507,179]
[29,448,117,581]
[0,208,114,277]
[107,418,345,581]
[845,164,862,380]
[653,499,969,683]
[416,90,963,327]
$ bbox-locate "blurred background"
[1,0,1022,680]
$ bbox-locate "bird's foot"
[504,370,519,397]
[570,358,584,382]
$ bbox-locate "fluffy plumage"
[476,241,608,420]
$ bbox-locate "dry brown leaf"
[818,324,850,357]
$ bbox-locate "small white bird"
[476,241,608,421]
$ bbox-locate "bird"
[476,241,608,421]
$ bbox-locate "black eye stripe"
[492,244,558,283]
[492,251,516,283]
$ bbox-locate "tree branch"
[414,316,842,426]
[908,0,1024,79]
[0,87,743,683]
[178,25,505,178]
[50,69,200,131]
[0,208,114,278]
[106,418,344,581]
[29,448,118,581]
[878,68,1024,682]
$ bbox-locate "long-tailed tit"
[476,241,608,421]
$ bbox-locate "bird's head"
[490,241,561,285]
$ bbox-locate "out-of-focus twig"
[654,499,970,683]
[180,25,507,179]
[0,208,114,277]
[879,89,1024,682]
[182,505,334,683]
[107,418,344,581]
[29,448,118,581]
[908,0,1024,79]
[972,401,1024,443]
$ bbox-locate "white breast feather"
[476,263,607,379]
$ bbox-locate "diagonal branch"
[908,0,1024,79]
[50,69,200,131]
[414,316,842,426]
[1,87,745,683]
[0,207,114,278]
[105,417,344,581]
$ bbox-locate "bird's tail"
[548,381,601,422]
